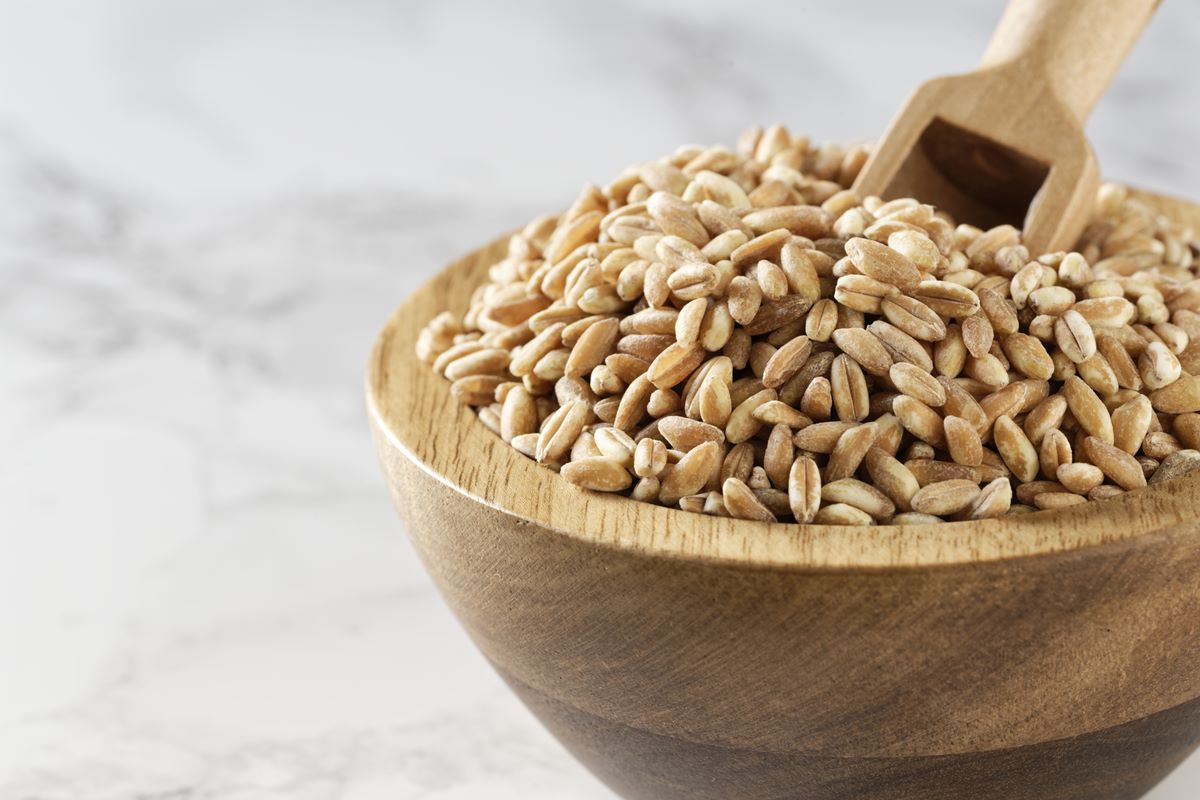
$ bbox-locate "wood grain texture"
[368,190,1200,799]
[854,0,1160,255]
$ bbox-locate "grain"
[893,395,947,449]
[944,415,983,467]
[1112,395,1153,454]
[1034,492,1088,510]
[659,441,723,504]
[1151,375,1200,413]
[863,447,920,511]
[1064,376,1115,444]
[634,437,668,478]
[1139,341,1181,390]
[822,478,896,519]
[1039,429,1073,481]
[1082,436,1147,491]
[788,456,822,523]
[994,415,1040,483]
[830,354,870,422]
[561,458,633,492]
[761,336,813,388]
[813,503,875,525]
[968,477,1013,519]
[1054,310,1096,364]
[723,477,777,522]
[826,422,879,482]
[537,400,593,464]
[911,281,981,318]
[834,274,894,314]
[647,342,706,389]
[752,400,812,429]
[501,387,539,442]
[764,423,795,489]
[1057,463,1104,495]
[831,328,893,376]
[881,293,947,341]
[1150,450,1200,484]
[844,237,922,290]
[911,479,982,516]
[451,374,506,405]
[419,125,1200,523]
[890,363,946,407]
[658,416,725,451]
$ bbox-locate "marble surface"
[2,1,1199,797]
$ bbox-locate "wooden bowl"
[368,190,1200,800]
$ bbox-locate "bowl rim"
[368,187,1200,572]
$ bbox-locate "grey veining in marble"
[2,1,1198,797]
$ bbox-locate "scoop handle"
[979,0,1160,121]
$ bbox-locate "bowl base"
[501,666,1200,800]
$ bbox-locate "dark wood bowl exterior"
[369,191,1200,799]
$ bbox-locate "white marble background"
[2,1,1198,797]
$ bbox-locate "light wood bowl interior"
[369,189,1200,800]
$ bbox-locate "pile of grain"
[416,124,1200,524]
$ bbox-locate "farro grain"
[1143,430,1181,460]
[659,440,722,504]
[1064,376,1115,443]
[1039,429,1073,480]
[743,295,813,335]
[561,457,633,492]
[761,336,813,389]
[1150,449,1200,483]
[1151,375,1200,413]
[799,376,834,421]
[911,479,981,516]
[830,354,870,422]
[968,477,1013,519]
[1082,436,1147,490]
[890,363,946,407]
[1015,480,1067,505]
[881,293,947,341]
[1033,491,1088,510]
[911,281,981,318]
[658,416,725,451]
[834,274,894,314]
[1112,395,1153,454]
[822,478,896,519]
[994,415,1040,482]
[753,400,813,429]
[869,320,934,372]
[831,328,893,376]
[844,237,922,290]
[961,313,994,359]
[634,437,669,478]
[813,503,874,525]
[863,447,920,510]
[794,421,857,454]
[727,276,763,326]
[723,477,777,521]
[893,395,947,449]
[501,387,539,442]
[764,424,795,489]
[944,415,983,466]
[826,422,879,482]
[1057,462,1104,494]
[726,388,777,443]
[721,442,756,484]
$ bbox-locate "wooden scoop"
[853,0,1160,255]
